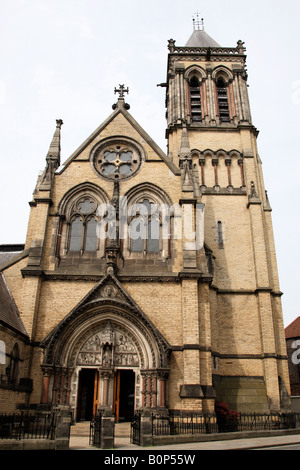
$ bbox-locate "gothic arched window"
[68,197,99,252]
[189,76,202,122]
[216,78,230,122]
[130,199,160,254]
[56,183,109,261]
[121,185,173,260]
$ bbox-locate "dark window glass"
[189,76,202,122]
[218,221,223,245]
[130,216,145,252]
[119,164,131,175]
[104,151,117,162]
[120,151,132,162]
[217,78,230,122]
[85,218,97,251]
[147,217,159,253]
[103,164,116,176]
[70,217,83,251]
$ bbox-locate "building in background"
[0,20,291,418]
[285,317,300,411]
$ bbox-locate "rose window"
[93,141,142,181]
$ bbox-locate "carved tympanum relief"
[76,323,139,367]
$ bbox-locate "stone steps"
[70,421,131,438]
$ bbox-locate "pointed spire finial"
[114,84,129,100]
[192,12,204,31]
[113,85,130,110]
[39,119,63,189]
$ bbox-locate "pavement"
[69,421,300,451]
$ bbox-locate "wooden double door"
[113,369,135,422]
[77,368,135,422]
[76,368,100,421]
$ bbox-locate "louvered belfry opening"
[216,78,230,122]
[189,76,202,122]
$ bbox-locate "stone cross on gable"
[114,84,129,99]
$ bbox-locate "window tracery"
[121,185,173,260]
[91,138,143,181]
[129,199,160,254]
[68,196,99,253]
[56,183,109,260]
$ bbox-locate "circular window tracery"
[92,139,143,181]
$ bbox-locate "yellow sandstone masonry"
[0,27,291,415]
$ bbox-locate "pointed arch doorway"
[41,276,171,419]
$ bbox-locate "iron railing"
[152,412,218,435]
[0,412,56,440]
[89,412,102,447]
[130,410,142,445]
[90,411,116,448]
[151,411,300,436]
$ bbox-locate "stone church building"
[0,23,291,420]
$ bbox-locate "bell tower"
[162,17,290,412]
[165,18,252,152]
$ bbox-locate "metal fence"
[152,412,217,435]
[151,411,300,436]
[130,410,142,445]
[89,412,102,447]
[0,412,56,440]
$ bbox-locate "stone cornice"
[210,284,283,297]
[42,271,212,283]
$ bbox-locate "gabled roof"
[0,273,28,338]
[56,99,180,176]
[285,316,300,339]
[41,272,171,368]
[185,29,220,48]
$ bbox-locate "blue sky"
[0,0,299,326]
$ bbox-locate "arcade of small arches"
[192,148,246,190]
[167,63,250,127]
[186,66,235,124]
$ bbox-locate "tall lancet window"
[68,197,98,253]
[189,76,202,122]
[216,78,230,122]
[130,199,160,254]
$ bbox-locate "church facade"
[0,25,291,419]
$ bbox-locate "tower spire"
[39,119,63,190]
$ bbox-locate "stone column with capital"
[94,369,115,449]
[99,369,113,408]
[41,366,52,404]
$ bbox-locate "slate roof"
[0,245,25,268]
[185,29,220,48]
[285,317,300,339]
[0,272,28,338]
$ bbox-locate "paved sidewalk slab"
[69,421,300,451]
